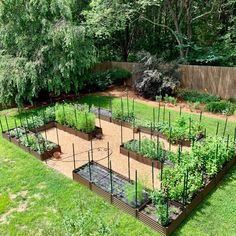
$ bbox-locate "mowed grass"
[0,96,236,235]
[79,95,236,138]
[0,118,157,236]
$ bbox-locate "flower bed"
[2,127,61,161]
[73,161,149,217]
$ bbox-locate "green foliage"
[55,103,96,133]
[123,139,165,161]
[205,101,236,115]
[178,89,220,104]
[162,136,235,202]
[19,133,57,154]
[112,108,136,123]
[192,136,235,178]
[164,95,177,106]
[23,107,55,130]
[0,0,96,106]
[150,190,170,226]
[193,102,201,110]
[155,95,162,102]
[84,68,131,92]
[124,181,145,206]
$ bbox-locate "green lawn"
[0,96,236,235]
[78,95,236,138]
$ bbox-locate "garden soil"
[42,119,187,189]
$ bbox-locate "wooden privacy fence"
[180,65,236,99]
[93,62,236,99]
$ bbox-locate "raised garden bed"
[120,141,162,169]
[73,153,236,236]
[30,122,103,141]
[2,129,61,161]
[90,107,112,122]
[138,126,192,147]
[56,123,102,141]
[137,155,236,236]
[73,161,149,217]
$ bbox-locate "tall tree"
[0,0,96,106]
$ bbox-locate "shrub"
[205,101,236,115]
[84,68,131,92]
[178,89,220,103]
[55,103,96,133]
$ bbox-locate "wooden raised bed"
[73,161,149,217]
[137,155,236,236]
[31,122,103,141]
[120,141,162,169]
[2,131,61,161]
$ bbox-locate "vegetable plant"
[123,139,166,161]
[55,103,96,133]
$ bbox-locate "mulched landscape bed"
[73,161,149,217]
[2,130,61,161]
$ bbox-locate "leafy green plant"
[9,128,26,139]
[55,103,96,133]
[164,94,177,105]
[123,139,165,161]
[23,116,44,130]
[124,181,145,206]
[19,133,57,154]
[178,89,220,104]
[205,101,236,115]
[194,102,200,110]
[150,190,170,226]
[112,108,136,123]
[84,68,131,92]
[155,95,162,102]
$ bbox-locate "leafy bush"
[84,68,131,92]
[177,89,220,103]
[205,101,236,115]
[112,109,135,123]
[55,103,96,133]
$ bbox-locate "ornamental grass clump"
[55,103,96,133]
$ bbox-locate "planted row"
[7,127,58,154]
[123,139,167,161]
[22,103,97,134]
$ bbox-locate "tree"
[0,0,96,106]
